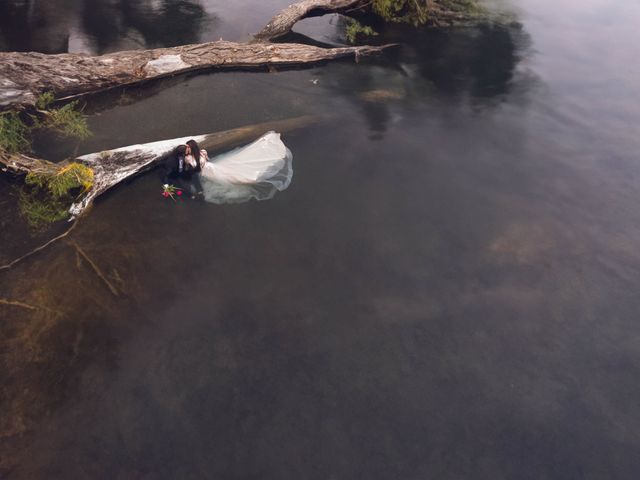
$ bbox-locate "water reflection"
[321,21,534,137]
[0,0,76,53]
[398,22,532,100]
[0,0,213,54]
[80,0,211,54]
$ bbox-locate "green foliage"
[345,19,378,44]
[0,93,91,155]
[2,91,93,227]
[35,91,55,110]
[41,101,91,139]
[20,162,94,228]
[0,112,31,154]
[26,163,94,199]
[372,0,429,25]
[371,0,481,26]
[18,188,70,229]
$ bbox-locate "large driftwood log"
[254,0,365,41]
[0,115,318,219]
[69,115,318,217]
[0,41,388,110]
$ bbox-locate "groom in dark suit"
[162,144,202,197]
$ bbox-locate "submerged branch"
[0,297,63,316]
[0,221,78,271]
[0,298,37,310]
[68,241,119,297]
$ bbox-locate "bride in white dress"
[196,131,293,204]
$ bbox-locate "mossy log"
[0,115,319,219]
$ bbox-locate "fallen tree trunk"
[254,0,482,41]
[254,0,365,41]
[0,115,319,219]
[0,41,388,111]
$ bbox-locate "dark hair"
[186,139,201,172]
[174,144,187,156]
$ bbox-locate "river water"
[1,1,640,478]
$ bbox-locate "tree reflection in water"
[321,20,535,138]
[0,0,213,54]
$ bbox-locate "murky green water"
[2,0,640,478]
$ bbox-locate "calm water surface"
[1,0,640,478]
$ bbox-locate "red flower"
[162,191,169,197]
[177,190,183,196]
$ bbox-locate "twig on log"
[68,241,119,297]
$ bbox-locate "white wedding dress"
[198,131,293,204]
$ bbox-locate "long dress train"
[198,131,293,204]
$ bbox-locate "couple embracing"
[163,131,293,204]
[163,139,208,196]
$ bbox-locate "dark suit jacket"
[162,149,202,194]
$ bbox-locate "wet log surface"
[0,41,388,111]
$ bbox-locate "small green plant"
[345,19,378,44]
[0,112,31,154]
[35,91,55,110]
[26,163,94,199]
[42,101,91,139]
[20,162,94,228]
[18,188,70,229]
[372,0,428,25]
[371,0,481,26]
[1,93,91,156]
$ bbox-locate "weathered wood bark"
[0,115,319,219]
[254,0,366,41]
[0,150,59,177]
[0,41,389,110]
